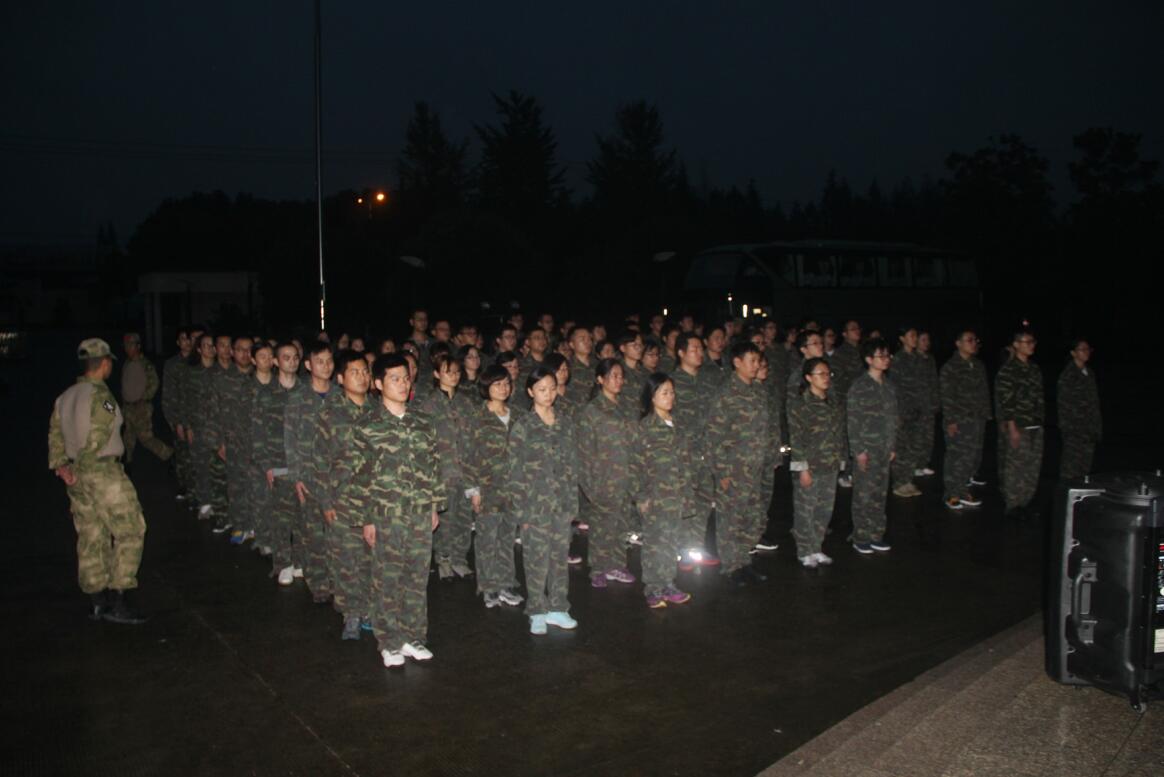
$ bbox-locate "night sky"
[3,1,1161,245]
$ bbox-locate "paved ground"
[1,331,1153,777]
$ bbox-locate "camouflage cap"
[77,338,117,360]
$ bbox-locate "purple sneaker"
[604,568,636,584]
[661,585,691,604]
[645,593,667,609]
[590,573,608,589]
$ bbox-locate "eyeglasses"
[1016,338,1037,345]
[809,370,831,378]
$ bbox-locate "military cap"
[77,338,117,359]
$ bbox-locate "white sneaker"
[813,552,833,566]
[838,474,852,488]
[381,649,405,668]
[799,554,819,568]
[921,467,935,476]
[497,589,524,607]
[626,532,643,546]
[277,566,295,586]
[401,641,433,661]
[292,567,304,579]
[753,540,779,552]
[241,529,255,542]
[198,504,213,519]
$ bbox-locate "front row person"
[788,357,846,568]
[845,339,896,554]
[352,354,444,668]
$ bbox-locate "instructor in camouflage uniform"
[48,338,147,624]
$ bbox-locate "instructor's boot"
[88,590,111,621]
[102,590,147,625]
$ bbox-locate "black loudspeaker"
[1046,472,1164,711]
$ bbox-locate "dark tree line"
[126,95,1162,342]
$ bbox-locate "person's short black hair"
[796,329,822,350]
[334,349,366,376]
[478,364,511,400]
[642,336,661,355]
[372,353,408,381]
[525,364,558,394]
[800,356,830,394]
[495,349,519,367]
[232,334,254,347]
[640,372,672,418]
[617,331,642,348]
[676,332,702,354]
[251,340,273,359]
[543,352,568,377]
[273,340,298,357]
[861,337,890,361]
[729,340,760,362]
[427,340,451,360]
[1068,336,1090,351]
[306,340,333,358]
[1012,327,1036,344]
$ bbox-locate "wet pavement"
[1,336,1145,777]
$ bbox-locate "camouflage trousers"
[191,441,215,506]
[122,402,172,463]
[329,522,371,619]
[851,451,891,544]
[172,436,193,494]
[683,461,715,552]
[369,510,433,652]
[759,455,779,523]
[714,467,766,573]
[792,466,839,557]
[891,410,927,487]
[67,460,147,594]
[1059,433,1096,481]
[920,413,937,470]
[640,503,683,596]
[475,511,519,595]
[225,452,252,533]
[298,498,331,597]
[580,493,633,573]
[999,427,1043,512]
[268,477,303,571]
[943,420,984,500]
[248,465,272,548]
[522,513,574,616]
[433,483,474,565]
[209,452,228,518]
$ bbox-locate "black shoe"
[102,591,147,625]
[88,590,111,621]
[728,569,750,587]
[743,565,768,583]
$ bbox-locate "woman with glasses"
[788,357,847,568]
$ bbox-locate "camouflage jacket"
[48,376,124,469]
[564,355,596,405]
[185,363,222,448]
[285,381,329,489]
[701,354,729,389]
[350,403,446,522]
[994,358,1045,427]
[704,374,772,482]
[553,391,578,421]
[939,354,991,423]
[219,367,255,457]
[161,354,188,427]
[658,352,677,374]
[760,373,787,452]
[786,354,825,394]
[251,376,302,471]
[891,350,929,416]
[788,389,847,472]
[418,387,475,488]
[463,402,515,514]
[919,352,940,414]
[764,344,791,393]
[846,372,899,455]
[630,412,697,517]
[517,354,547,393]
[506,408,580,522]
[829,342,863,399]
[314,390,376,526]
[576,393,636,506]
[1057,363,1101,439]
[671,367,712,454]
[619,360,648,422]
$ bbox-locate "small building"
[138,271,261,353]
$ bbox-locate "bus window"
[880,256,910,287]
[751,247,797,285]
[838,256,877,288]
[801,254,836,287]
[948,258,977,286]
[686,253,741,290]
[912,257,945,287]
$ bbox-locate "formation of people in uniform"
[49,311,1103,670]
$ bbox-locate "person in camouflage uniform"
[756,349,787,541]
[705,342,774,584]
[786,329,826,394]
[659,324,680,374]
[183,333,220,516]
[846,339,897,553]
[48,338,147,624]
[631,374,696,608]
[543,353,576,420]
[564,326,596,406]
[889,328,927,498]
[465,365,524,609]
[670,333,717,565]
[285,341,335,601]
[617,332,647,422]
[253,342,306,583]
[509,366,581,635]
[218,336,255,544]
[995,329,1045,517]
[788,357,847,567]
[352,353,444,667]
[701,325,730,388]
[246,342,277,551]
[1056,338,1101,480]
[204,334,234,528]
[576,358,637,587]
[420,352,477,580]
[316,350,376,640]
[829,320,864,400]
[916,330,940,473]
[162,326,196,497]
[517,327,550,389]
[119,332,173,465]
[939,330,990,510]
